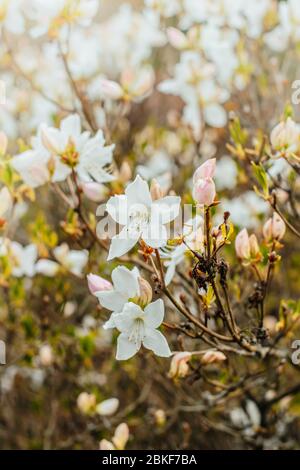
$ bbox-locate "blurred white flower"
[41,114,115,184]
[96,398,119,416]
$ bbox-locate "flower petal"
[116,333,139,360]
[143,329,171,357]
[143,299,164,328]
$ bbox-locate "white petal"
[142,223,168,249]
[143,329,171,357]
[107,227,140,260]
[151,196,181,224]
[144,299,164,328]
[35,259,59,276]
[165,262,176,286]
[116,333,139,360]
[96,290,126,312]
[111,266,140,298]
[106,195,128,225]
[125,175,152,209]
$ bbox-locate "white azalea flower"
[41,114,115,184]
[106,175,181,260]
[10,242,38,277]
[96,266,140,329]
[113,299,171,360]
[26,0,98,38]
[53,243,88,277]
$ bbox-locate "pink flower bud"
[81,182,106,202]
[193,159,216,184]
[98,79,124,100]
[193,178,216,206]
[235,228,250,260]
[87,273,112,295]
[167,27,188,49]
[263,213,286,241]
[169,352,192,379]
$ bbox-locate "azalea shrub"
[0,0,300,451]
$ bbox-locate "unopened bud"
[167,27,188,49]
[201,350,227,365]
[235,228,250,260]
[96,398,119,416]
[249,234,260,258]
[119,161,132,183]
[87,273,112,295]
[193,178,216,206]
[193,159,216,184]
[98,78,124,100]
[263,213,286,241]
[112,423,129,450]
[154,409,166,427]
[0,131,8,155]
[81,182,107,202]
[270,117,299,153]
